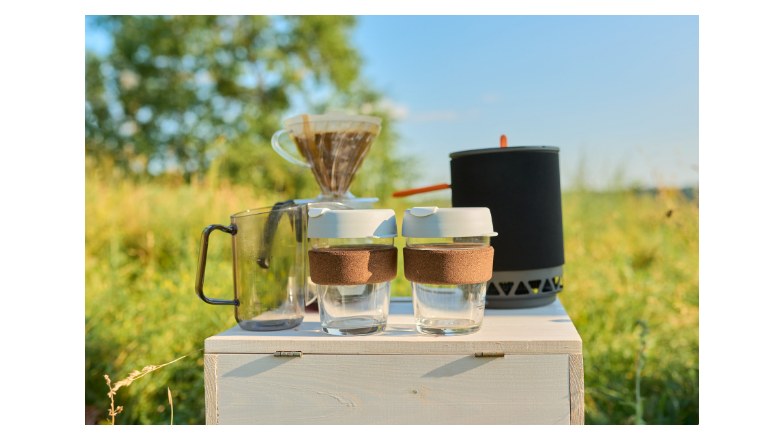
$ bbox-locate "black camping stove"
[450,146,565,309]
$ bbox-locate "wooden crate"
[204,297,583,425]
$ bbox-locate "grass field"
[85,167,698,425]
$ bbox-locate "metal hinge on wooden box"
[204,297,584,425]
[475,351,505,357]
[273,351,303,358]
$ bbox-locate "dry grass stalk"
[104,348,203,425]
[104,376,124,425]
[168,388,173,425]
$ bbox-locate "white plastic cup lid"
[307,208,398,238]
[402,207,498,238]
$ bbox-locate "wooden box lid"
[205,297,582,355]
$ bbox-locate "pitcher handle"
[272,129,311,168]
[195,224,239,306]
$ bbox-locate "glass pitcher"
[196,204,313,331]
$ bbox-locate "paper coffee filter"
[284,111,382,127]
[283,111,383,197]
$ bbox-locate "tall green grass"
[561,188,698,424]
[85,166,698,425]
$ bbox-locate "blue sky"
[86,16,698,189]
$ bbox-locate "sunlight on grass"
[85,164,698,424]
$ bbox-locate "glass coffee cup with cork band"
[403,207,497,335]
[307,208,398,335]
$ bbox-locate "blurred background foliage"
[85,15,412,199]
[85,15,697,425]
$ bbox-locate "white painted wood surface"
[204,354,218,425]
[204,296,584,425]
[569,354,584,425]
[216,354,571,425]
[206,297,582,355]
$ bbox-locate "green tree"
[85,15,412,200]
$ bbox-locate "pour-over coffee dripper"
[271,111,382,208]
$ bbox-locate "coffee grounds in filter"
[403,247,494,285]
[291,113,380,197]
[309,247,398,285]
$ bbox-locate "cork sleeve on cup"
[309,247,398,285]
[403,247,494,285]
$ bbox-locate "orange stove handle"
[392,183,451,198]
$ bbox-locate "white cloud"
[377,98,410,120]
[482,93,501,103]
[410,109,481,122]
[412,110,459,122]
